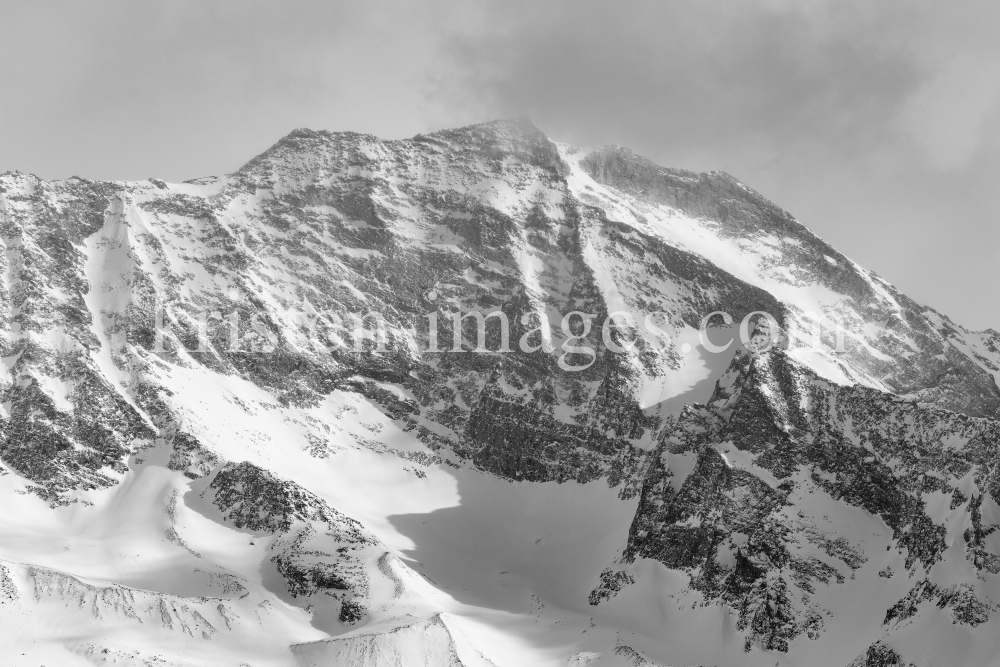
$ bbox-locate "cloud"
[0,1,472,181]
[897,53,1000,170]
[435,1,918,169]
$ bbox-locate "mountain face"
[1,118,999,666]
[610,349,1000,655]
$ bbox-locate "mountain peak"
[236,117,562,182]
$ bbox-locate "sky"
[2,1,998,329]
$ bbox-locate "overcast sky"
[2,1,998,329]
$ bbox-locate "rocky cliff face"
[597,348,1000,655]
[206,461,377,623]
[1,119,999,666]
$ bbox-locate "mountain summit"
[1,120,999,666]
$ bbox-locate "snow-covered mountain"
[1,119,999,666]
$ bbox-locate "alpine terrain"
[1,118,1000,666]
